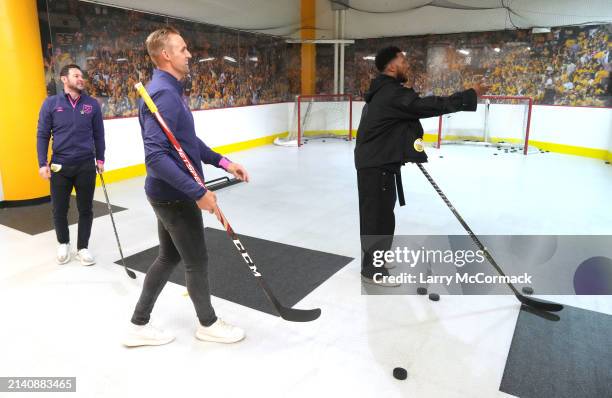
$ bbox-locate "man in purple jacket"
[37,64,105,266]
[123,27,250,347]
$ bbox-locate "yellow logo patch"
[413,138,424,152]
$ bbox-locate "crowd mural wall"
[38,0,301,118]
[343,26,610,107]
[36,1,610,169]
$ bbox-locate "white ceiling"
[82,0,612,38]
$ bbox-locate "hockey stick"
[416,163,563,313]
[98,172,136,279]
[135,82,321,322]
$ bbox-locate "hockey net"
[274,94,353,147]
[436,95,534,155]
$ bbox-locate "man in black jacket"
[356,46,488,286]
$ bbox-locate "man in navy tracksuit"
[123,27,250,347]
[37,64,105,266]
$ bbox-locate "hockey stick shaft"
[98,173,136,279]
[417,163,562,312]
[135,82,320,322]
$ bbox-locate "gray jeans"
[131,198,217,327]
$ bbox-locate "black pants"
[50,160,96,250]
[131,198,217,327]
[357,168,397,278]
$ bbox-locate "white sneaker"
[56,243,71,264]
[76,248,95,266]
[122,322,175,347]
[195,319,245,344]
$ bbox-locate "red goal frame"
[436,95,533,155]
[296,94,353,146]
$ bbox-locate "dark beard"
[66,83,82,94]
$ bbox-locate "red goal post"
[296,94,353,146]
[436,95,533,155]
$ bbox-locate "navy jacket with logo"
[139,69,228,201]
[36,93,105,167]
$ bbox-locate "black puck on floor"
[428,293,440,301]
[493,153,498,156]
[417,287,428,295]
[522,286,534,295]
[393,367,407,380]
[605,161,610,165]
[439,155,444,158]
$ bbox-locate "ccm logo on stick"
[233,239,261,276]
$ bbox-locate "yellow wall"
[300,0,316,95]
[0,0,49,201]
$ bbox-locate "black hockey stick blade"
[277,306,322,322]
[121,259,137,279]
[259,279,321,322]
[520,303,560,322]
[516,294,563,312]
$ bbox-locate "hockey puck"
[393,367,407,380]
[605,161,610,165]
[493,153,498,156]
[417,287,428,295]
[428,293,440,301]
[522,287,534,295]
[439,155,444,158]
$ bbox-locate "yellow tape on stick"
[134,82,158,113]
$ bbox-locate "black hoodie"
[355,74,477,170]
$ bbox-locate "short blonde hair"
[145,26,180,66]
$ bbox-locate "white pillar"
[339,9,345,94]
[333,10,339,94]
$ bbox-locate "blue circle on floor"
[573,256,612,294]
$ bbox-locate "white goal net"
[274,94,353,147]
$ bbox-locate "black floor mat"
[119,227,352,316]
[0,197,126,235]
[500,304,612,398]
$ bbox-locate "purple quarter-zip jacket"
[139,69,229,201]
[36,92,105,167]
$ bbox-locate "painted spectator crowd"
[39,0,610,119]
[351,25,610,107]
[40,1,296,118]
